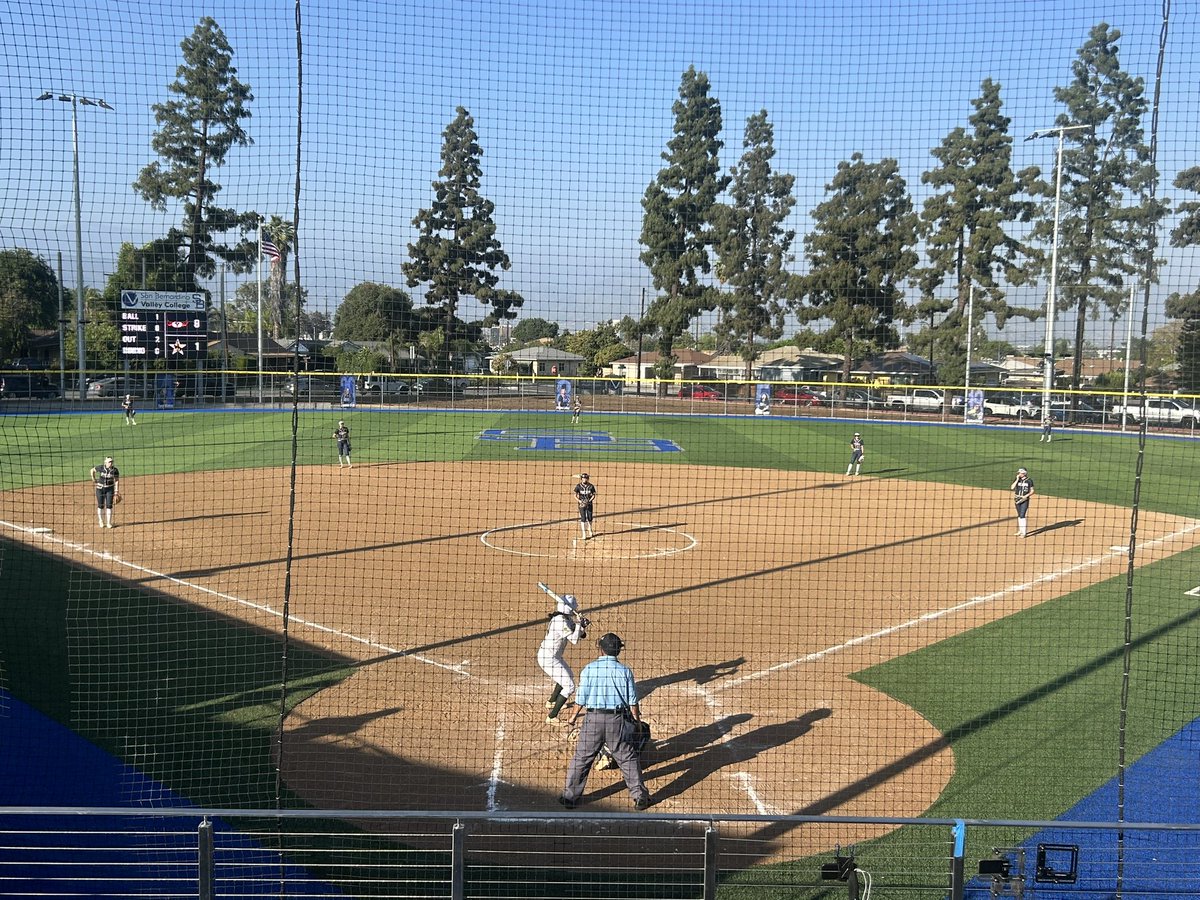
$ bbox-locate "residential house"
[606,349,714,388]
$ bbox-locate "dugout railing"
[0,807,1198,898]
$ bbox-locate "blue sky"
[2,0,1198,348]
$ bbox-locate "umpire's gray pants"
[562,710,648,805]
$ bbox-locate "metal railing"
[1,808,1198,899]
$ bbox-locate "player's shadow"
[865,466,907,476]
[1030,518,1084,536]
[285,706,405,740]
[600,522,687,539]
[589,709,831,804]
[647,714,752,765]
[637,658,746,699]
[131,510,267,526]
[646,709,832,802]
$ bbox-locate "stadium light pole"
[1026,123,1090,415]
[37,91,112,402]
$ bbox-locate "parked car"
[86,376,126,398]
[840,387,886,410]
[282,375,342,401]
[361,377,412,397]
[885,388,945,412]
[0,373,60,399]
[678,384,722,400]
[1046,398,1102,424]
[413,376,467,399]
[773,385,825,405]
[1109,396,1197,428]
[982,392,1040,419]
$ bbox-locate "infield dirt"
[3,460,1196,858]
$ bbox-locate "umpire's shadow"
[641,709,832,803]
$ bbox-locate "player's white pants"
[537,650,576,695]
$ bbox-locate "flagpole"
[257,221,264,403]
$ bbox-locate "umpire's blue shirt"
[575,655,638,710]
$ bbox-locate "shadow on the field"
[355,515,1013,670]
[600,521,687,539]
[637,657,746,698]
[286,706,405,740]
[131,509,268,526]
[1030,518,1084,536]
[593,708,832,804]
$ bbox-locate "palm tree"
[264,215,296,338]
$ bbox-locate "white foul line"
[487,714,507,811]
[0,518,470,676]
[722,520,1200,690]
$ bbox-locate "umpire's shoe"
[634,795,653,811]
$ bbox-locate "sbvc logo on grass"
[478,429,682,453]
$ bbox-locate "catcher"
[536,584,590,725]
[90,455,120,529]
[845,432,865,476]
[573,472,597,540]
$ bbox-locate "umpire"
[559,632,652,810]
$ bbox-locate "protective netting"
[2,0,1200,880]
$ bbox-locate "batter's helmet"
[598,632,624,655]
[557,594,578,614]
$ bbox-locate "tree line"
[4,20,1200,390]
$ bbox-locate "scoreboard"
[119,291,208,360]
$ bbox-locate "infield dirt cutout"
[4,459,1198,859]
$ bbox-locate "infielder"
[1011,466,1035,538]
[333,420,352,468]
[573,472,596,540]
[846,432,865,476]
[122,394,137,426]
[559,632,652,811]
[535,584,590,725]
[90,455,120,528]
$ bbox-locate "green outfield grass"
[1,407,1197,893]
[1,407,1194,516]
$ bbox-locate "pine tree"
[1166,166,1200,391]
[796,154,919,384]
[403,106,523,366]
[133,17,257,289]
[1034,23,1164,395]
[918,79,1039,384]
[713,111,796,382]
[639,67,727,391]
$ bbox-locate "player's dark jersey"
[574,481,596,507]
[850,436,864,454]
[1013,477,1034,503]
[94,464,119,488]
[335,425,350,443]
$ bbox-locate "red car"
[678,384,722,400]
[773,386,825,406]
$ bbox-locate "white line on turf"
[722,519,1200,690]
[0,518,470,676]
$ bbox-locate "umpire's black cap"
[598,632,624,655]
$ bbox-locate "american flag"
[261,234,281,263]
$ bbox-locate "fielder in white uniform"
[537,590,589,725]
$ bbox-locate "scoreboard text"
[119,291,208,360]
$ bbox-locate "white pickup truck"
[885,388,945,412]
[1110,397,1199,428]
